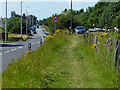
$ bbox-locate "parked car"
[37,24,39,28]
[33,31,37,34]
[29,33,33,36]
[89,28,97,32]
[75,26,86,34]
[43,33,49,38]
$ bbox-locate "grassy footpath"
[2,32,118,88]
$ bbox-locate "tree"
[116,15,120,29]
[64,9,67,12]
[79,9,84,13]
[7,16,26,34]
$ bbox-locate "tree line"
[42,2,120,34]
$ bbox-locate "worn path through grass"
[44,35,116,88]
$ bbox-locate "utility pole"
[26,6,28,35]
[32,16,34,26]
[21,1,22,38]
[5,0,7,43]
[71,0,73,34]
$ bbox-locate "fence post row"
[118,40,120,68]
[110,39,113,52]
[114,40,120,67]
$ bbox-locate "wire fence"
[83,32,119,88]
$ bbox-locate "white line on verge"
[18,46,23,49]
[11,48,16,52]
[4,51,10,54]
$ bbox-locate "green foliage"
[0,26,5,33]
[116,15,120,29]
[2,33,118,88]
[42,2,120,34]
[7,16,26,34]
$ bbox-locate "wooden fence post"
[114,40,118,67]
[118,40,120,67]
[110,39,113,52]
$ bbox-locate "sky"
[0,1,98,20]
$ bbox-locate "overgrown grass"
[2,31,119,88]
[7,34,29,43]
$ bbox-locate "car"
[37,24,39,28]
[89,28,97,32]
[75,26,86,34]
[33,31,37,34]
[29,33,33,36]
[43,33,49,38]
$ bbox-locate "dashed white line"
[11,48,16,52]
[18,46,23,49]
[38,42,40,43]
[32,43,34,45]
[0,53,1,56]
[4,51,10,54]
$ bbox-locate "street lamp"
[5,0,7,43]
[21,0,22,38]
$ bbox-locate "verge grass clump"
[2,32,69,88]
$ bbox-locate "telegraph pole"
[21,1,22,38]
[5,0,7,43]
[26,6,28,35]
[71,0,73,34]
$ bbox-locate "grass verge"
[2,32,119,88]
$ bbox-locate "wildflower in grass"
[92,44,96,48]
[46,36,54,39]
[118,35,120,37]
[114,31,117,33]
[56,29,61,33]
[114,36,117,38]
[98,42,101,45]
[54,34,56,36]
[104,33,108,36]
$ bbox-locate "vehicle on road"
[43,33,49,38]
[33,31,37,34]
[89,28,97,32]
[29,33,33,36]
[36,24,39,28]
[75,26,86,34]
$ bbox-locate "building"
[11,11,16,17]
[0,17,5,27]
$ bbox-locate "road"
[0,26,46,72]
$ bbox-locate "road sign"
[52,16,59,23]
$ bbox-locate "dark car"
[33,31,37,34]
[37,24,39,28]
[29,33,33,36]
[43,33,49,38]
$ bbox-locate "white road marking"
[11,48,16,52]
[38,42,40,43]
[4,51,10,54]
[18,46,23,49]
[25,45,27,47]
[0,53,2,55]
[32,43,34,45]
